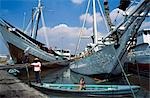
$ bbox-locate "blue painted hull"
[31,83,140,97]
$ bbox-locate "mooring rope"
[111,46,136,98]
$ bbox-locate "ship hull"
[127,62,150,77]
[70,0,148,76]
[0,20,69,66]
[127,63,150,72]
[127,48,150,77]
[70,45,127,76]
[128,49,150,65]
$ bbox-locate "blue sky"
[0,0,149,55]
[0,0,119,27]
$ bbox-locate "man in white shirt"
[31,58,41,83]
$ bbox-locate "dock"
[0,65,49,98]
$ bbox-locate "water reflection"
[43,67,96,84]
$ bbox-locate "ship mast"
[92,0,98,45]
[31,0,42,39]
[103,0,113,31]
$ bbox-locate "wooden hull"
[127,63,150,77]
[8,42,34,63]
[127,63,149,71]
[0,19,69,66]
[127,48,150,77]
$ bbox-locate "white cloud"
[80,13,103,25]
[79,6,149,36]
[79,12,108,34]
[38,24,92,38]
[71,0,85,5]
[37,24,94,53]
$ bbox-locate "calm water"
[17,66,149,98]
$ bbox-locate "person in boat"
[79,77,86,90]
[31,58,42,84]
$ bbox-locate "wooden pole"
[25,63,30,86]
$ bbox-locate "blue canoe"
[31,83,140,97]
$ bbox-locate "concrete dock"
[0,67,48,98]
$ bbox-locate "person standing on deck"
[31,58,41,83]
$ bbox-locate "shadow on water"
[16,66,149,98]
[43,67,95,84]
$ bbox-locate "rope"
[41,9,50,48]
[136,61,141,86]
[111,46,136,98]
[74,0,91,55]
[24,9,38,34]
[112,11,119,26]
[97,0,110,33]
[111,2,149,97]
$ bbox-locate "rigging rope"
[41,9,50,48]
[25,9,38,34]
[74,0,91,55]
[74,0,111,55]
[112,10,120,26]
[97,0,110,33]
[112,46,136,98]
[135,61,141,86]
[111,1,149,97]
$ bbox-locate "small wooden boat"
[31,82,140,97]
